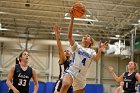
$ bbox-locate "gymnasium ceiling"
[0,0,140,45]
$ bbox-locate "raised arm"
[92,48,102,62]
[32,69,39,93]
[108,66,124,82]
[53,25,66,64]
[6,67,20,93]
[92,41,108,62]
[68,10,75,46]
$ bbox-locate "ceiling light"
[76,30,79,32]
[85,15,91,17]
[64,13,68,17]
[64,13,91,17]
[51,32,82,36]
[72,33,82,36]
[64,17,98,22]
[0,12,6,14]
[115,35,120,38]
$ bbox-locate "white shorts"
[66,66,86,91]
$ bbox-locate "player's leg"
[72,75,86,93]
[53,79,62,93]
[60,73,73,93]
[74,89,84,93]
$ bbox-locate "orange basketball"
[71,2,85,18]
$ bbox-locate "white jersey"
[70,42,96,75]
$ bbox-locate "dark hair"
[18,50,28,62]
[16,58,19,64]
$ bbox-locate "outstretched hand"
[53,24,61,36]
[107,66,114,73]
[98,41,108,52]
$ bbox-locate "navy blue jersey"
[53,59,73,93]
[58,59,72,79]
[9,64,32,93]
[123,72,137,93]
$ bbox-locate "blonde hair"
[129,61,138,72]
[134,62,138,72]
[89,37,96,48]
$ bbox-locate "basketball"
[71,2,85,18]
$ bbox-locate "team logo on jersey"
[124,78,132,82]
[78,48,90,58]
[18,73,29,79]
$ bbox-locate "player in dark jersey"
[6,50,39,93]
[53,25,73,93]
[108,61,140,93]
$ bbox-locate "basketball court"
[0,0,140,93]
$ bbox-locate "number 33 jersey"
[71,42,96,75]
[9,64,32,93]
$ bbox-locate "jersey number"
[82,58,86,66]
[126,82,128,88]
[18,79,26,86]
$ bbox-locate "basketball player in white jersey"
[59,11,108,93]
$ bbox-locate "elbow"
[68,37,72,45]
[115,78,121,83]
[68,35,72,40]
[94,57,99,63]
[6,79,9,85]
[94,59,98,63]
[34,81,39,87]
[59,59,65,64]
[93,55,101,63]
[35,82,39,89]
[116,80,120,83]
[68,36,71,41]
[68,31,72,39]
[36,83,39,88]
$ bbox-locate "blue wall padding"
[46,82,55,93]
[85,84,103,93]
[29,81,46,93]
[139,84,140,92]
[0,80,9,93]
[0,80,104,93]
